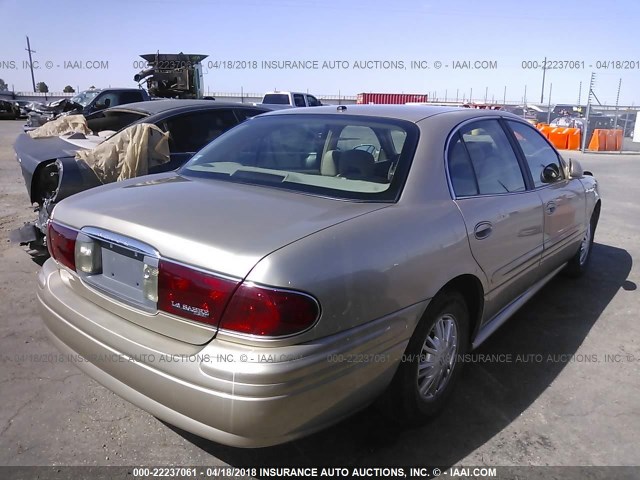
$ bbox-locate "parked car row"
[20,103,601,447]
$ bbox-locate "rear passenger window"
[507,120,564,187]
[118,91,144,104]
[164,110,238,153]
[448,134,478,197]
[460,120,526,195]
[293,94,306,107]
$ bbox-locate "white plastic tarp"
[75,123,170,183]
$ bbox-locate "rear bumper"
[37,259,419,447]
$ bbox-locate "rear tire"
[385,290,469,424]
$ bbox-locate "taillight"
[156,260,319,336]
[220,283,319,336]
[157,260,238,325]
[47,222,77,270]
[46,225,321,337]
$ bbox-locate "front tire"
[385,290,469,423]
[564,210,598,277]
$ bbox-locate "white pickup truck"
[261,91,323,108]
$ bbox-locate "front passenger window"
[508,120,564,188]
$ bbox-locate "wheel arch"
[430,274,485,347]
[30,159,58,205]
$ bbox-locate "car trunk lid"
[52,173,387,343]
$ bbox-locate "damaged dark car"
[12,99,273,258]
[24,88,151,130]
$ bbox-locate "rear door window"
[164,109,239,153]
[293,94,306,107]
[118,91,145,104]
[458,120,526,195]
[448,133,479,197]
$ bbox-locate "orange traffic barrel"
[567,128,581,150]
[538,125,553,139]
[588,129,608,151]
[605,130,617,151]
[614,129,623,150]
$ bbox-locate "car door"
[447,119,545,321]
[154,109,240,172]
[506,120,586,275]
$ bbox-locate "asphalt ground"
[0,119,638,476]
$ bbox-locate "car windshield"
[180,114,419,201]
[69,90,100,107]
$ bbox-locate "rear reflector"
[47,222,77,271]
[142,262,159,302]
[220,283,319,336]
[157,260,238,325]
[74,234,102,274]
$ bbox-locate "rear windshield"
[262,94,290,105]
[179,114,419,201]
[86,110,148,134]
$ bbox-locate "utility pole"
[577,81,582,106]
[613,78,622,141]
[25,36,36,92]
[546,83,553,124]
[484,86,488,103]
[540,56,547,103]
[503,86,507,105]
[581,73,596,152]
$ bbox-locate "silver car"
[37,105,601,447]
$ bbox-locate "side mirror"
[93,102,107,111]
[568,159,584,178]
[541,163,561,183]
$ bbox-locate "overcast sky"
[1,0,639,104]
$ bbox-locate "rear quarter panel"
[246,200,482,343]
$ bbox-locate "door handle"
[474,221,493,240]
[545,201,557,215]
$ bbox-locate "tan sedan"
[37,105,601,447]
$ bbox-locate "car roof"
[105,99,273,116]
[261,104,526,123]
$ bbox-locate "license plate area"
[80,238,158,312]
